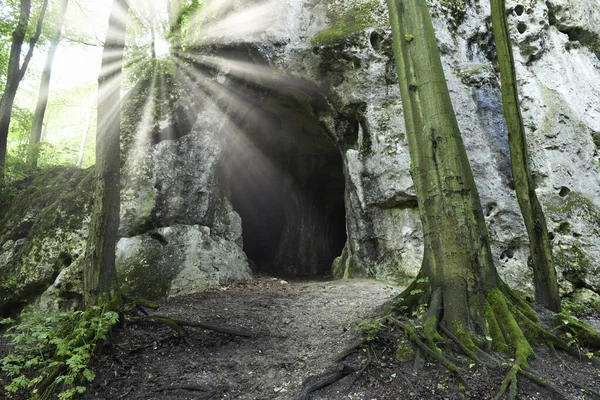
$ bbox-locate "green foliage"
[395,338,414,361]
[561,291,600,315]
[355,317,386,343]
[124,3,176,87]
[1,306,119,399]
[169,0,204,47]
[552,311,600,352]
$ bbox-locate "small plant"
[1,306,119,399]
[355,317,386,343]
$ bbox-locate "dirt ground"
[84,276,397,400]
[78,276,600,400]
[3,276,600,399]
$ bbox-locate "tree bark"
[28,0,70,167]
[490,0,561,312]
[83,0,129,308]
[387,0,499,333]
[0,0,48,173]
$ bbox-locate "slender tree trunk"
[28,0,70,167]
[149,1,157,60]
[490,0,561,312]
[83,0,129,308]
[0,0,48,173]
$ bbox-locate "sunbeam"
[127,69,159,171]
[185,0,276,45]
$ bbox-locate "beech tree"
[27,0,70,167]
[0,0,48,173]
[384,0,596,395]
[490,0,561,312]
[83,0,129,308]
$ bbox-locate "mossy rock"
[312,0,381,44]
[0,167,93,317]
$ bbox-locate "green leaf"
[83,368,95,382]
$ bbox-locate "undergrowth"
[1,306,119,400]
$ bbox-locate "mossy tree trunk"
[83,0,129,309]
[387,0,502,335]
[383,1,557,380]
[0,0,48,174]
[490,0,561,312]
[27,0,70,167]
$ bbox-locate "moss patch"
[0,167,93,316]
[396,338,415,361]
[312,0,379,44]
[545,190,600,228]
[439,0,466,29]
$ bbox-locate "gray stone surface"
[116,224,251,299]
[240,0,600,293]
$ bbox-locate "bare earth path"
[86,276,400,400]
[83,276,600,399]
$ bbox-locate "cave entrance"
[226,89,346,277]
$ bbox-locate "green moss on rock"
[312,0,379,44]
[555,244,592,274]
[439,0,466,29]
[0,167,93,317]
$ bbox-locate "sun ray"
[129,71,159,160]
[171,57,298,204]
[184,0,276,45]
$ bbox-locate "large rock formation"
[213,0,600,295]
[1,0,599,315]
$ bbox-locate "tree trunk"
[83,0,129,309]
[387,0,499,333]
[490,0,561,312]
[28,0,70,167]
[0,0,48,173]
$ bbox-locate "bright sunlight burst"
[155,37,170,58]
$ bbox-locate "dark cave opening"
[227,95,347,278]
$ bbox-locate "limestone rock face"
[0,169,93,316]
[116,99,251,302]
[116,224,251,300]
[120,103,234,238]
[311,0,600,292]
[0,103,251,315]
[223,0,600,294]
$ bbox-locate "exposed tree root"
[123,295,159,316]
[129,315,256,338]
[334,340,364,363]
[389,315,469,388]
[295,363,356,400]
[156,384,217,395]
[495,363,519,400]
[345,347,372,390]
[568,381,600,399]
[347,283,600,399]
[495,363,568,400]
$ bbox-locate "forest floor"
[78,275,600,400]
[1,276,600,399]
